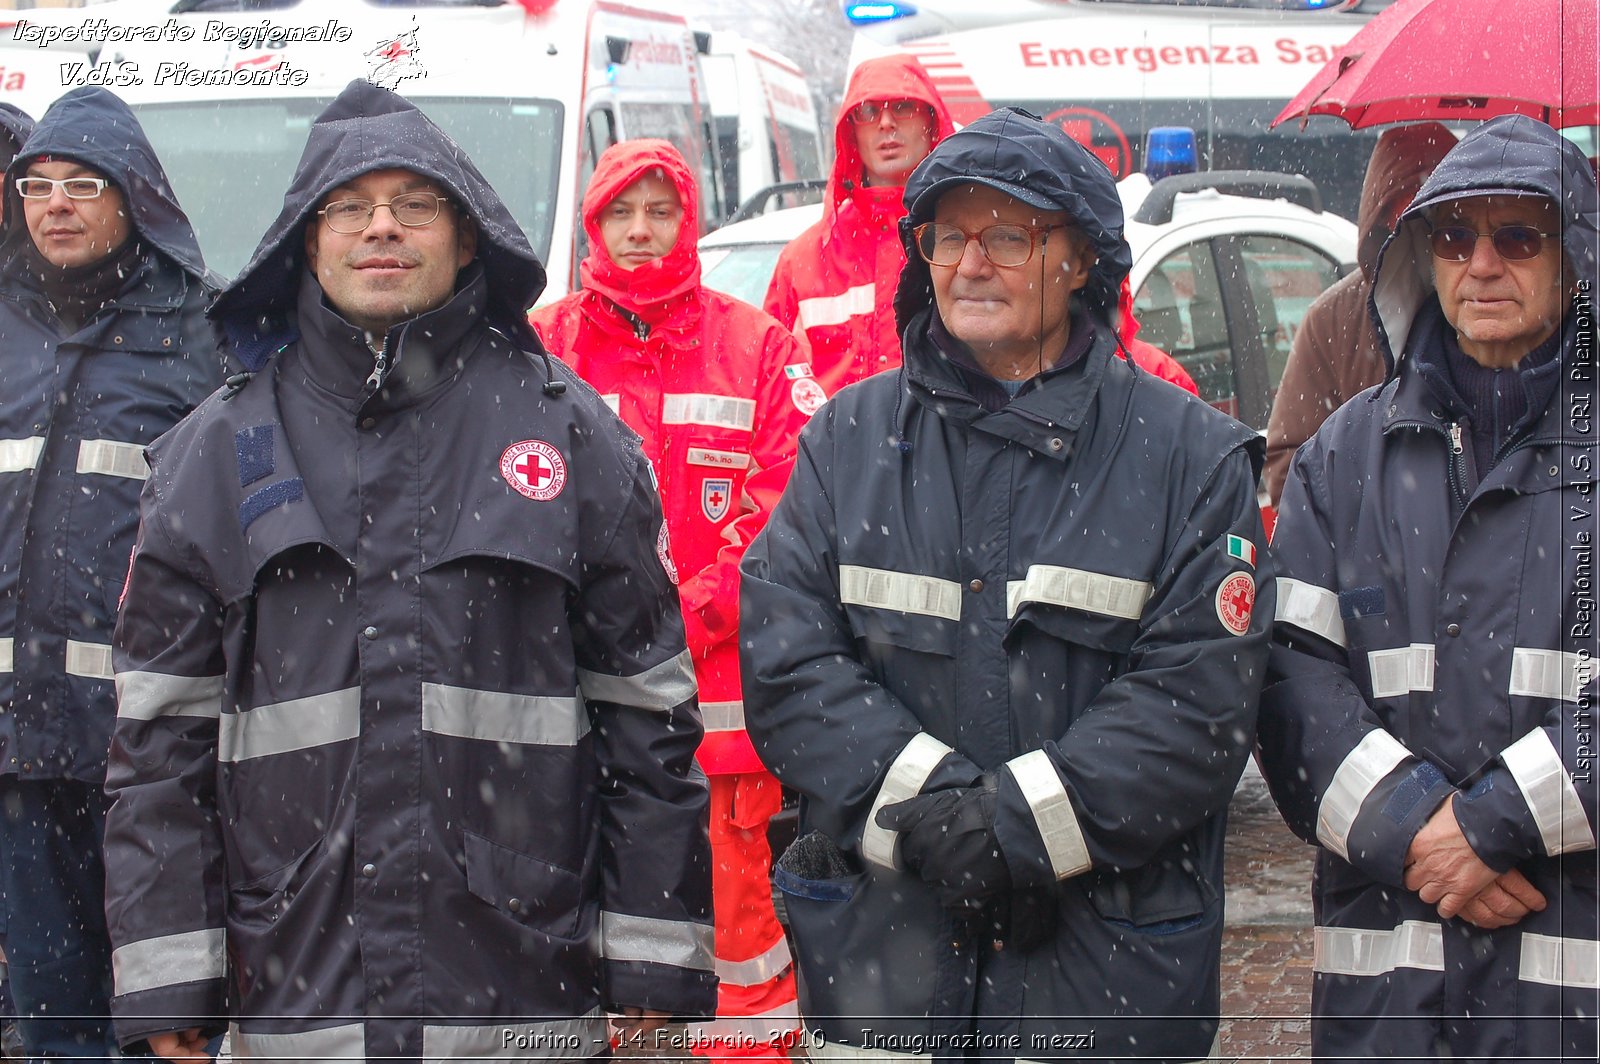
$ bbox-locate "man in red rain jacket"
[763,54,954,394]
[531,139,812,1060]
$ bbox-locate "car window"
[1235,235,1342,396]
[701,243,787,307]
[1135,241,1237,418]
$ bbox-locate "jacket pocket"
[229,835,325,929]
[1007,600,1139,656]
[1078,857,1214,935]
[842,603,958,658]
[463,830,583,939]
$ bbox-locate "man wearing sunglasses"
[763,55,953,396]
[102,81,714,1062]
[0,87,225,1063]
[1259,115,1598,1062]
[743,108,1270,1061]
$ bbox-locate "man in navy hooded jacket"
[1260,115,1598,1063]
[0,88,224,1061]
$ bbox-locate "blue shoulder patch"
[240,478,304,531]
[236,425,275,487]
[1339,586,1386,620]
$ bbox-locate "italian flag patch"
[1226,534,1257,569]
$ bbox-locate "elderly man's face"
[21,159,131,269]
[930,182,1094,380]
[304,167,476,338]
[1431,193,1567,368]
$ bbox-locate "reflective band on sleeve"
[578,649,697,712]
[422,1009,609,1061]
[796,284,875,331]
[1317,730,1411,861]
[1005,749,1091,879]
[600,911,715,971]
[601,394,621,414]
[686,447,753,470]
[421,684,588,747]
[1275,578,1348,648]
[1313,921,1445,976]
[662,393,757,431]
[0,637,11,673]
[1367,644,1436,699]
[861,732,953,871]
[839,565,962,621]
[700,701,745,734]
[218,687,361,763]
[0,437,44,474]
[115,671,224,721]
[1519,932,1600,990]
[76,439,149,480]
[112,928,226,996]
[685,1002,801,1046]
[1006,565,1151,621]
[232,1023,368,1063]
[1510,648,1592,703]
[1501,728,1596,856]
[65,640,114,680]
[714,937,792,987]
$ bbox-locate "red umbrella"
[1274,0,1599,129]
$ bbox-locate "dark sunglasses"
[848,99,925,125]
[1428,224,1558,262]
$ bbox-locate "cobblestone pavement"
[1217,763,1317,1062]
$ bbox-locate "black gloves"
[875,775,1011,908]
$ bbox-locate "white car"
[700,171,1358,430]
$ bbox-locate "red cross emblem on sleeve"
[500,440,567,501]
[1216,571,1255,637]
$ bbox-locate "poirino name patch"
[500,440,567,502]
[1216,571,1255,636]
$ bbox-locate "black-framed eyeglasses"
[913,222,1069,268]
[1428,224,1558,262]
[15,176,109,200]
[848,99,925,125]
[317,191,449,234]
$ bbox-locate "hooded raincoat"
[742,109,1271,1063]
[102,82,715,1061]
[531,139,808,1052]
[1259,115,1599,1063]
[762,55,954,396]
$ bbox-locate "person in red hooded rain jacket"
[531,140,813,1060]
[763,55,954,395]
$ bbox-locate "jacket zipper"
[1446,422,1468,509]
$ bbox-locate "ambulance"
[700,31,826,214]
[5,0,729,299]
[845,0,1387,218]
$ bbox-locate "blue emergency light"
[844,2,918,25]
[1145,127,1198,181]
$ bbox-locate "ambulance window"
[1135,242,1238,419]
[1232,235,1342,396]
[585,108,617,179]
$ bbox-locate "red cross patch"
[500,440,567,501]
[791,377,827,416]
[1216,571,1255,637]
[702,478,732,522]
[656,521,679,585]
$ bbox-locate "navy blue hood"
[894,107,1132,338]
[0,103,33,167]
[1371,114,1599,375]
[2,87,210,285]
[211,80,545,359]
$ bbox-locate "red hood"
[579,138,701,318]
[824,55,955,235]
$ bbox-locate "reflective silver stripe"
[230,1022,366,1063]
[685,1002,800,1045]
[76,439,148,480]
[662,393,756,431]
[1313,921,1445,976]
[687,447,752,470]
[810,1034,925,1061]
[839,565,962,621]
[65,640,113,680]
[0,437,44,474]
[1006,749,1091,879]
[1006,564,1151,621]
[600,911,715,971]
[218,687,361,763]
[111,928,225,996]
[1501,728,1596,856]
[421,683,588,747]
[700,700,745,734]
[1275,577,1347,648]
[862,732,952,871]
[115,671,224,721]
[1510,647,1593,703]
[1519,932,1600,990]
[796,283,875,331]
[421,1009,608,1062]
[601,393,621,413]
[578,649,697,712]
[0,637,11,673]
[1317,730,1411,861]
[715,937,791,986]
[1367,643,1435,699]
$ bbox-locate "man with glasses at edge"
[742,108,1271,1062]
[1259,115,1598,1062]
[0,87,225,1062]
[101,80,714,1062]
